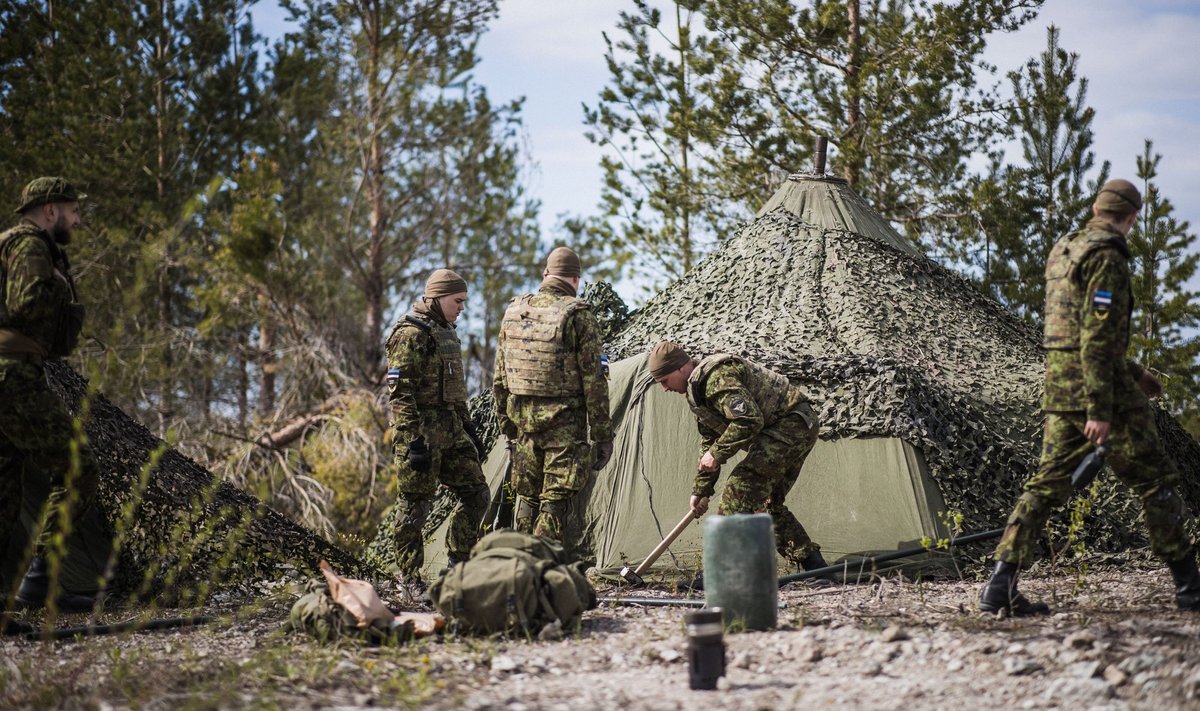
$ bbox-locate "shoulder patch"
[1092,289,1112,319]
[729,398,749,416]
[386,369,402,389]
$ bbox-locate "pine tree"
[1127,140,1200,415]
[983,25,1106,322]
[700,0,1042,247]
[583,0,729,286]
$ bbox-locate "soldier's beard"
[51,215,72,245]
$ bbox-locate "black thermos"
[685,608,725,690]
[1071,445,1107,490]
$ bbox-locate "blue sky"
[254,1,1200,295]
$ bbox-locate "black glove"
[592,440,614,471]
[464,421,486,459]
[406,437,432,473]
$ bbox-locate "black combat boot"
[800,549,829,571]
[978,561,1050,616]
[1166,556,1200,611]
[15,557,96,613]
[1,613,33,636]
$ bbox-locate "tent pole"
[778,527,1004,586]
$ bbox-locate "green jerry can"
[702,513,778,630]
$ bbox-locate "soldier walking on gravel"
[382,269,490,589]
[648,341,830,576]
[0,177,99,616]
[494,247,613,544]
[979,179,1200,616]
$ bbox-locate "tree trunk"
[843,0,862,187]
[154,0,176,431]
[363,0,386,378]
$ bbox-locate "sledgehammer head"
[619,565,646,587]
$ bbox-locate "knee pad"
[515,496,540,521]
[399,498,433,529]
[541,499,570,519]
[464,485,490,516]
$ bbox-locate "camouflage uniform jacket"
[1042,217,1147,421]
[686,354,814,496]
[0,220,83,359]
[385,304,470,451]
[494,279,612,442]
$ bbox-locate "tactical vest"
[1043,226,1131,349]
[398,311,468,406]
[685,354,792,432]
[499,294,587,397]
[0,223,81,359]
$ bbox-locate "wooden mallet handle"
[634,510,697,576]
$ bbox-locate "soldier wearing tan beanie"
[494,246,612,546]
[381,268,489,589]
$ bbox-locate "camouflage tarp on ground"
[603,177,1200,555]
[28,362,370,601]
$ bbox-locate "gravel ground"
[4,567,1200,710]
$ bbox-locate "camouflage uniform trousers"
[994,406,1193,566]
[510,408,592,542]
[390,411,489,579]
[0,358,99,588]
[717,412,821,567]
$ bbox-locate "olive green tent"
[458,351,950,577]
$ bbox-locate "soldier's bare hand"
[1139,371,1164,399]
[698,451,718,472]
[1084,420,1110,445]
[690,495,709,517]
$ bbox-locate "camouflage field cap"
[16,176,86,214]
[1095,179,1141,215]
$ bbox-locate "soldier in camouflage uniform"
[980,179,1200,616]
[0,177,98,614]
[382,269,490,586]
[647,341,829,574]
[494,247,613,543]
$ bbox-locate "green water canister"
[703,513,777,631]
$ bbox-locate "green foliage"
[1127,140,1200,414]
[299,392,394,552]
[950,26,1106,322]
[700,0,1043,249]
[584,1,730,287]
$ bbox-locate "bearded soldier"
[648,341,830,576]
[979,179,1200,616]
[0,177,98,616]
[383,269,490,588]
[494,246,613,543]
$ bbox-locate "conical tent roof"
[756,172,921,257]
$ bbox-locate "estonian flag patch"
[1092,289,1113,318]
[386,368,401,388]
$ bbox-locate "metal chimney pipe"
[814,136,828,175]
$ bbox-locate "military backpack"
[429,529,596,636]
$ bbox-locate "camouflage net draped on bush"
[603,204,1200,555]
[39,362,369,602]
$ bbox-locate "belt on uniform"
[0,351,44,367]
[0,327,47,366]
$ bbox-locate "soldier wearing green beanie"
[494,246,612,548]
[0,177,99,618]
[380,268,490,590]
[979,178,1200,616]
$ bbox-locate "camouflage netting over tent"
[6,362,369,601]
[602,173,1200,556]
